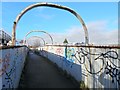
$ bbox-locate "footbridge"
[0,2,120,89]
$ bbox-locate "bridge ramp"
[20,51,79,88]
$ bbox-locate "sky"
[1,2,118,45]
[1,0,120,2]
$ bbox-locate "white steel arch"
[26,36,46,46]
[12,2,89,45]
[24,30,53,45]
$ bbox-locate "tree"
[63,38,68,44]
[33,39,41,47]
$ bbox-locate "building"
[0,29,11,46]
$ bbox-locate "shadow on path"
[19,51,79,88]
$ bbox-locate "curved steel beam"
[24,30,53,45]
[26,36,46,46]
[12,2,89,45]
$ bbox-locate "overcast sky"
[2,2,118,45]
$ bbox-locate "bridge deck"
[19,51,79,88]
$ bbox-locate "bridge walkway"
[19,51,79,88]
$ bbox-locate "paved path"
[20,52,79,88]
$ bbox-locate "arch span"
[26,36,46,46]
[12,2,89,45]
[24,30,53,45]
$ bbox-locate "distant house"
[0,29,11,46]
[74,42,85,46]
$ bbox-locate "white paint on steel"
[12,2,89,45]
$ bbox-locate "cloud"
[113,19,118,25]
[35,7,55,20]
[39,14,55,20]
[36,7,45,11]
[43,20,118,45]
[87,21,118,45]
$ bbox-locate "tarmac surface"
[19,51,79,88]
